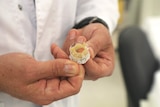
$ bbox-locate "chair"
[118,26,159,107]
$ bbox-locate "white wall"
[123,0,160,27]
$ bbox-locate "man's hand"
[63,23,115,80]
[0,52,84,105]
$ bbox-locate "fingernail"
[70,31,76,40]
[64,61,77,74]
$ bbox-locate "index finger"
[63,29,86,55]
[84,53,114,80]
[63,29,78,55]
[86,29,111,58]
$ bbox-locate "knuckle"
[32,95,56,105]
[92,76,100,81]
[34,100,53,105]
[72,87,81,95]
[40,101,53,105]
[72,82,82,94]
[105,69,113,76]
[53,61,62,76]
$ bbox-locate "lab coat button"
[18,4,22,11]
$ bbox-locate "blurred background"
[79,0,160,107]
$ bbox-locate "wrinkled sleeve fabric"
[76,0,119,33]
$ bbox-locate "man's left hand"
[62,23,115,80]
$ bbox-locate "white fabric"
[0,0,119,107]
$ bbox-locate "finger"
[25,78,60,105]
[84,50,115,80]
[27,65,85,105]
[33,59,80,81]
[63,29,87,56]
[51,43,68,59]
[86,30,110,58]
[63,29,78,55]
[84,59,102,80]
[45,65,85,101]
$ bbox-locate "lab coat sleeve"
[76,0,120,33]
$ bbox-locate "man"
[0,0,119,107]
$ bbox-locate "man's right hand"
[0,52,84,105]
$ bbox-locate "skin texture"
[0,46,84,105]
[0,23,114,105]
[62,23,115,80]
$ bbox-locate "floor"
[78,30,128,107]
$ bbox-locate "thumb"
[35,59,80,80]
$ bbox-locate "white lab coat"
[0,0,119,107]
